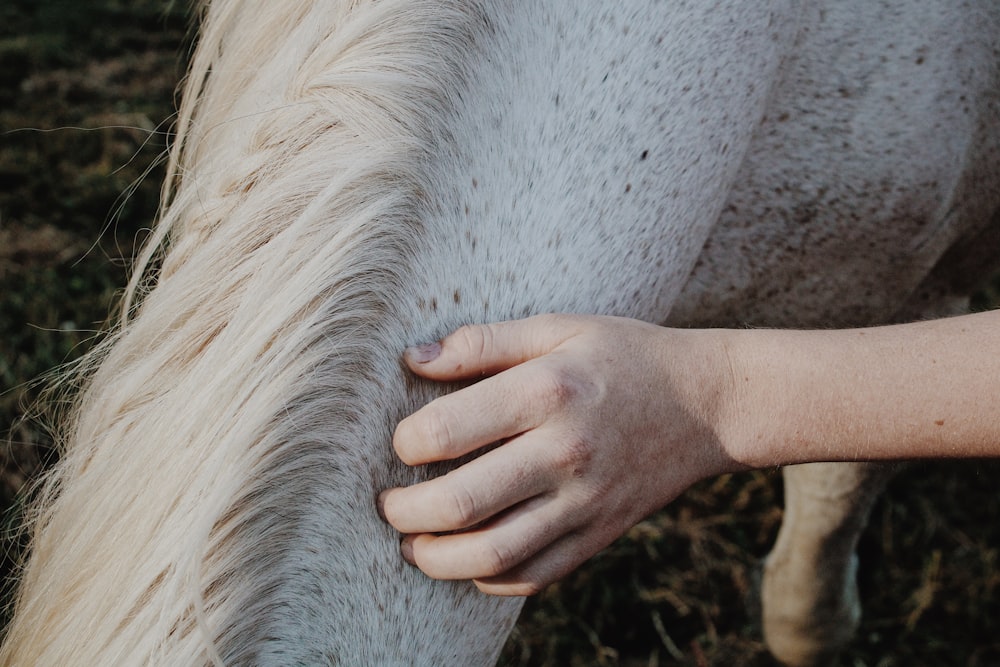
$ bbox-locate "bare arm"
[728,310,1000,466]
[378,310,1000,594]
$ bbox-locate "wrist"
[708,327,796,470]
[654,327,767,476]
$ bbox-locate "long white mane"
[3,2,520,664]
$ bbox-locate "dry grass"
[501,463,1000,666]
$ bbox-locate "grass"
[2,3,999,665]
[0,0,189,436]
[0,0,190,624]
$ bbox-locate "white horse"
[3,1,997,665]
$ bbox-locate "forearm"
[717,309,1000,468]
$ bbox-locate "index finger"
[403,315,583,381]
[393,358,556,465]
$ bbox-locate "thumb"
[403,315,578,380]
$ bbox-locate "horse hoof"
[761,554,861,667]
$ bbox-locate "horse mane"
[1,1,493,664]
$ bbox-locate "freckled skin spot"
[934,420,945,426]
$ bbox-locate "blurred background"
[1,2,998,665]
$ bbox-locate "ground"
[2,3,998,665]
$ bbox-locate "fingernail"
[400,535,416,565]
[405,342,441,364]
[375,492,388,522]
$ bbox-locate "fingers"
[472,528,616,596]
[393,370,524,465]
[400,501,616,597]
[395,315,597,465]
[386,314,635,594]
[381,426,564,534]
[403,315,581,381]
[399,494,559,581]
[381,426,618,595]
[394,351,597,465]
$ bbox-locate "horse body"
[2,1,997,665]
[674,5,1000,660]
[674,0,1000,329]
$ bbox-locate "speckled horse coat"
[2,1,997,666]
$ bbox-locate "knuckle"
[414,406,456,461]
[535,363,602,414]
[535,365,580,411]
[442,481,480,527]
[479,540,518,577]
[454,324,494,365]
[532,312,566,329]
[554,436,595,479]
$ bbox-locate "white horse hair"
[2,1,998,665]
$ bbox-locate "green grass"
[0,0,190,624]
[0,0,189,420]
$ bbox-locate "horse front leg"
[762,461,896,667]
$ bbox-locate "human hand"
[378,314,742,595]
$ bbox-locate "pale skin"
[377,310,1000,595]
